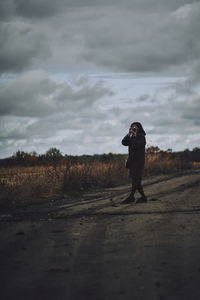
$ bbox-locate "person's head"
[130,122,146,136]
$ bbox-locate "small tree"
[45,148,63,166]
[46,148,62,157]
[167,148,173,153]
[146,146,160,154]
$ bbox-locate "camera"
[132,127,137,132]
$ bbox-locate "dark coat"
[122,133,146,179]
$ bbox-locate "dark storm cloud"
[0,0,63,19]
[0,70,114,117]
[0,20,49,72]
[1,0,198,19]
[1,0,200,73]
[82,1,200,72]
[137,94,150,102]
[1,0,200,157]
[14,0,62,19]
[0,0,14,20]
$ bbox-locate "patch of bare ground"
[1,168,200,300]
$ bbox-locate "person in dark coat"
[121,122,147,204]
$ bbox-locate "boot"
[137,183,147,203]
[121,192,135,204]
[136,195,147,203]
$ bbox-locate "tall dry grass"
[144,152,193,175]
[0,160,128,209]
[0,166,65,209]
[0,152,194,209]
[63,160,128,192]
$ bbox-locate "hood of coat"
[131,122,146,136]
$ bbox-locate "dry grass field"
[0,161,127,209]
[0,152,197,210]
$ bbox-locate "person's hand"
[129,124,138,137]
[133,129,137,137]
[129,126,137,136]
[129,127,134,134]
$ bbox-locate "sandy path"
[0,169,200,300]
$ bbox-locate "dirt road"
[1,169,200,300]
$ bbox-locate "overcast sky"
[0,0,200,158]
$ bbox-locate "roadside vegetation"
[0,147,200,210]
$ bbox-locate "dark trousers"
[131,176,145,197]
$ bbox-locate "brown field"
[0,161,127,209]
[0,152,198,210]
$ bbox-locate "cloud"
[137,94,150,102]
[0,0,64,20]
[1,0,198,20]
[0,107,115,157]
[163,61,200,127]
[0,70,114,117]
[0,80,199,158]
[1,0,200,157]
[1,0,200,73]
[0,20,49,72]
[0,70,115,157]
[81,1,200,72]
[175,94,200,122]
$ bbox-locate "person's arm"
[121,133,132,146]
